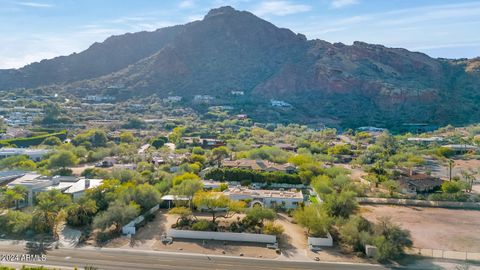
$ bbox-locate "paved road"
[0,245,395,270]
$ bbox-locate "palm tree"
[447,159,455,181]
[33,198,58,233]
[1,189,23,209]
[67,198,98,226]
[12,186,27,209]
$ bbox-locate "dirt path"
[276,213,309,260]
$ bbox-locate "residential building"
[0,148,51,161]
[0,170,26,186]
[406,137,444,143]
[270,99,292,108]
[235,114,248,120]
[7,174,103,206]
[442,144,479,154]
[163,96,183,103]
[231,90,244,96]
[224,187,303,209]
[193,95,214,103]
[84,95,115,102]
[221,159,297,173]
[397,173,444,195]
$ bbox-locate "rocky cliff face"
[1,6,479,128]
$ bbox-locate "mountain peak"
[204,6,238,19]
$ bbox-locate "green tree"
[48,150,78,169]
[339,215,373,252]
[373,217,412,261]
[210,146,229,166]
[321,190,358,219]
[169,206,194,226]
[192,191,245,223]
[170,178,203,204]
[67,197,98,226]
[168,126,185,145]
[42,136,62,146]
[0,210,32,235]
[33,190,72,233]
[134,183,162,210]
[441,181,464,194]
[120,132,135,143]
[293,205,333,237]
[246,206,276,227]
[93,201,140,233]
[172,172,200,186]
[262,221,284,236]
[382,180,399,196]
[151,136,168,149]
[0,188,24,209]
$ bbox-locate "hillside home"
[270,99,292,107]
[163,96,182,103]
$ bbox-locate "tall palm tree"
[33,198,57,233]
[1,189,22,209]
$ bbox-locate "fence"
[122,204,160,235]
[167,229,277,244]
[307,233,333,249]
[408,248,480,261]
[356,197,480,209]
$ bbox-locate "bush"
[339,216,372,252]
[262,222,284,236]
[191,220,216,231]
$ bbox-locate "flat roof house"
[0,148,50,161]
[7,174,103,206]
[224,187,304,209]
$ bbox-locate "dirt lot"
[361,205,480,252]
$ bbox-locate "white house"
[163,96,182,103]
[224,187,304,209]
[7,174,103,206]
[270,99,292,108]
[193,95,214,103]
[0,148,51,161]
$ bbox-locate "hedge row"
[0,130,67,147]
[205,167,302,185]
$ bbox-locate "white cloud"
[16,2,52,8]
[330,0,358,9]
[253,1,311,16]
[179,0,195,9]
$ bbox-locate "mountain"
[1,6,479,129]
[0,25,183,89]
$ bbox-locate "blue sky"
[1,0,479,68]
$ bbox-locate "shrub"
[191,220,216,231]
[262,222,284,236]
